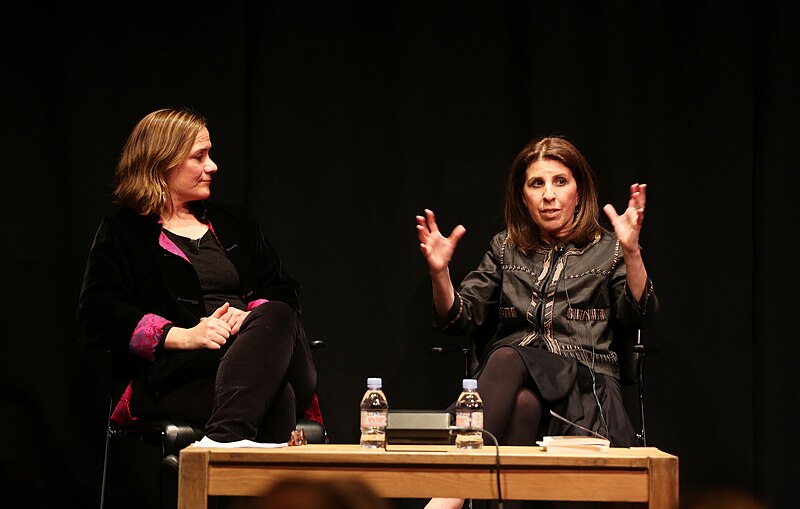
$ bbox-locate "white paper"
[193,436,288,449]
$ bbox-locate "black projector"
[385,410,453,445]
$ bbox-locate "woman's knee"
[483,347,524,374]
[247,300,296,324]
[514,387,542,417]
[240,301,306,342]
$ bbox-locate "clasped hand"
[166,302,250,350]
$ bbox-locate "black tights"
[478,347,542,446]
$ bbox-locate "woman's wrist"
[622,245,642,262]
[163,326,188,350]
[429,265,450,281]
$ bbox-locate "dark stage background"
[2,1,798,508]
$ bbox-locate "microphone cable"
[449,427,504,509]
[563,259,610,441]
[548,409,609,441]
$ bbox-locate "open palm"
[603,183,647,252]
[415,209,466,273]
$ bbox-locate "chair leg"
[100,397,113,509]
[100,427,110,509]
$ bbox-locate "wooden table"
[179,444,678,508]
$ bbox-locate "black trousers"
[131,301,317,442]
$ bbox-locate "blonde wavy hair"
[113,107,207,216]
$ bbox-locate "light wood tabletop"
[179,444,678,508]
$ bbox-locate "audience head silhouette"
[234,478,390,509]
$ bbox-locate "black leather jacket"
[439,230,658,379]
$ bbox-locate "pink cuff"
[130,314,171,361]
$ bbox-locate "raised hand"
[603,184,649,300]
[603,183,647,253]
[415,209,466,274]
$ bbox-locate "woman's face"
[166,126,217,208]
[522,158,580,244]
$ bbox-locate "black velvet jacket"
[78,201,301,369]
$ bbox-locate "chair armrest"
[111,419,205,456]
[297,418,327,444]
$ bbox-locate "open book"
[536,435,610,453]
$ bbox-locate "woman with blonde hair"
[80,107,319,443]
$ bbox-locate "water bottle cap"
[462,378,478,390]
[367,377,382,389]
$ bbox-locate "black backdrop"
[2,1,798,508]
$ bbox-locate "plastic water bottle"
[359,377,388,448]
[455,378,484,449]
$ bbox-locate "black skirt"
[480,345,636,447]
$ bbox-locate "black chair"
[98,340,327,509]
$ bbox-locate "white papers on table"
[193,436,288,449]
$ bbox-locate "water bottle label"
[360,410,387,427]
[455,411,483,429]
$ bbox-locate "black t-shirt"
[163,228,247,315]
